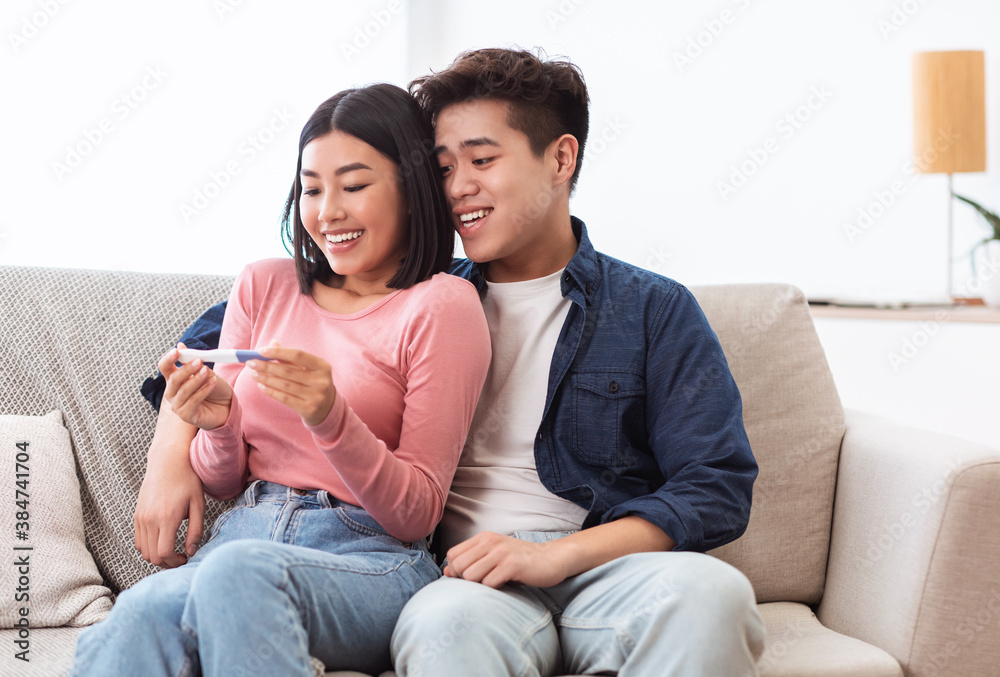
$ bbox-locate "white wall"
[409,0,1000,301]
[1,0,414,274]
[2,0,997,447]
[3,0,998,290]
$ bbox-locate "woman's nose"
[319,195,346,223]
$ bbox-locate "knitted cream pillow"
[0,411,112,628]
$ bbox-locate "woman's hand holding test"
[248,342,337,426]
[159,342,233,430]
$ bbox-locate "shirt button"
[586,284,593,294]
[609,381,620,393]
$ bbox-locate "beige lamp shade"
[912,50,986,174]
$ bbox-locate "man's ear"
[549,133,579,187]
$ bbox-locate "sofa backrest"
[691,284,844,605]
[0,267,844,604]
[0,265,236,594]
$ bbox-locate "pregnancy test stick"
[176,349,273,364]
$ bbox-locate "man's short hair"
[409,48,590,192]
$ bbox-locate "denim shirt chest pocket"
[569,371,646,469]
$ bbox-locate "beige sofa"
[1,264,998,677]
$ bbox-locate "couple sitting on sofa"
[70,48,764,677]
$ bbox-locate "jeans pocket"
[333,506,413,549]
[570,371,646,468]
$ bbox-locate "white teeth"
[325,231,363,243]
[459,208,493,223]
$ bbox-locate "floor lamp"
[912,50,987,300]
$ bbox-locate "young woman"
[70,84,491,676]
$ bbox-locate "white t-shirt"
[438,269,590,553]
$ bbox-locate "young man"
[138,49,764,676]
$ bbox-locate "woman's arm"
[183,271,258,501]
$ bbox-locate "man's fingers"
[155,515,185,568]
[134,513,142,552]
[186,496,205,557]
[447,540,495,579]
[140,520,156,564]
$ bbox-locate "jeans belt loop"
[243,479,262,506]
[317,489,332,509]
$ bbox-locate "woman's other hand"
[159,342,233,430]
[247,342,337,426]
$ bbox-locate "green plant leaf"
[953,193,1000,240]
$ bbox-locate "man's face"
[434,99,562,268]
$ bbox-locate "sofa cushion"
[692,285,844,604]
[0,266,236,595]
[0,411,112,628]
[757,602,902,676]
[0,626,82,676]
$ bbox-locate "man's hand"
[444,517,675,589]
[443,532,577,589]
[247,343,337,427]
[134,398,204,568]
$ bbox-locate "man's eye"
[438,165,453,176]
[345,185,369,193]
[472,157,494,166]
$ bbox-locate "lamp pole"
[947,173,954,299]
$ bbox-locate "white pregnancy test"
[176,349,273,364]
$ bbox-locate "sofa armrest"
[817,409,1000,677]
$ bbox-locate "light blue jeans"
[70,480,439,677]
[391,530,765,677]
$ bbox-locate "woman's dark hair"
[409,48,590,192]
[281,83,453,293]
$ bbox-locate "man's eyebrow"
[300,162,372,178]
[433,137,501,155]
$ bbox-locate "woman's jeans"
[70,480,440,677]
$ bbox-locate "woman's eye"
[302,188,319,196]
[345,184,369,193]
[438,165,453,177]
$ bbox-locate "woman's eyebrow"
[300,162,373,178]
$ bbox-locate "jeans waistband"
[239,479,363,510]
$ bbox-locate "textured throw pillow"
[0,411,112,628]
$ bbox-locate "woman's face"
[299,131,409,289]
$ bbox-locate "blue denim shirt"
[143,218,756,552]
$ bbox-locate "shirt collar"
[463,216,601,306]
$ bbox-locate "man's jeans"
[70,480,439,676]
[392,530,765,677]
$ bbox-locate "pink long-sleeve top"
[190,258,491,542]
